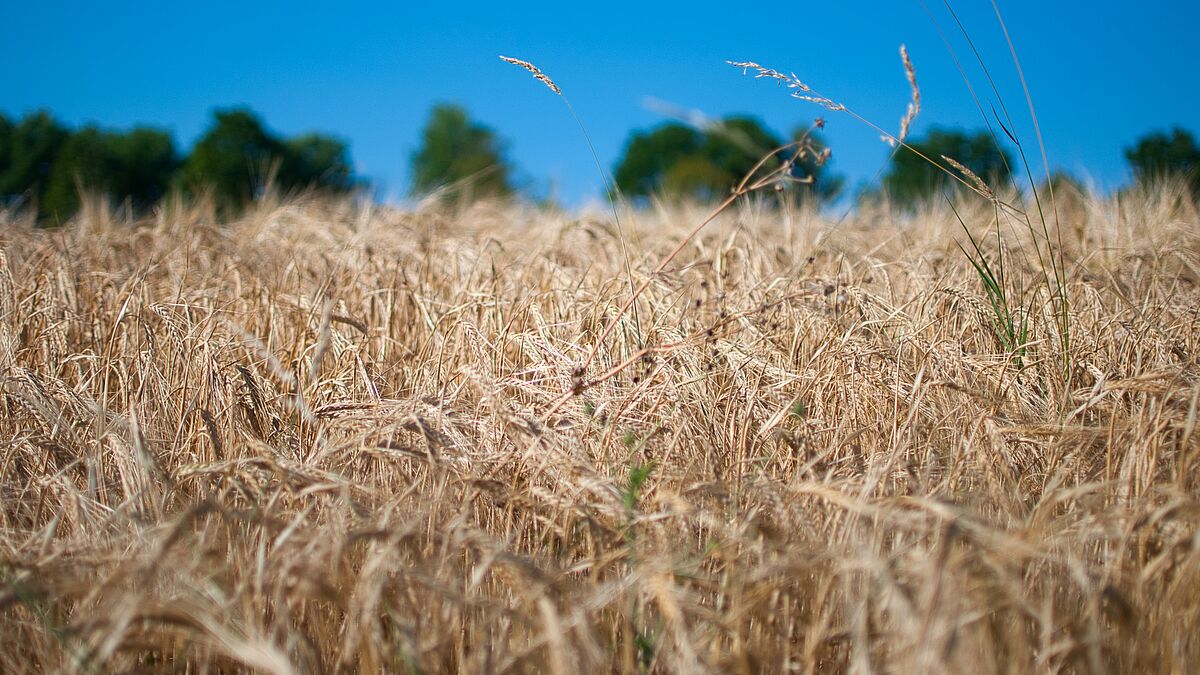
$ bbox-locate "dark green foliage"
[659,155,732,201]
[281,133,355,193]
[2,107,355,222]
[613,117,839,203]
[409,104,514,199]
[701,117,783,182]
[613,123,701,199]
[882,127,1012,208]
[0,114,14,200]
[42,126,179,220]
[108,128,180,204]
[42,127,111,219]
[178,108,286,210]
[1124,127,1200,195]
[0,111,69,208]
[178,108,357,213]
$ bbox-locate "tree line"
[419,105,1200,208]
[2,103,1198,222]
[0,108,355,221]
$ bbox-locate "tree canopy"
[3,104,1197,222]
[42,126,179,220]
[1124,127,1200,195]
[613,117,839,203]
[0,107,358,221]
[179,108,354,211]
[0,111,69,209]
[409,104,514,200]
[613,123,700,199]
[179,108,284,209]
[882,127,1012,208]
[281,133,355,194]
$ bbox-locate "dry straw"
[2,190,1197,672]
[1,27,1197,674]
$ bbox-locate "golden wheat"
[0,188,1198,673]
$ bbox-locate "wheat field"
[1,184,1199,673]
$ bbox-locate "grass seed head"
[499,55,562,95]
[897,44,921,144]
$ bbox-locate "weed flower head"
[897,45,920,144]
[727,61,845,111]
[499,55,562,95]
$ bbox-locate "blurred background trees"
[42,126,179,219]
[179,107,355,213]
[613,116,840,204]
[0,111,69,211]
[1,102,1198,224]
[409,104,514,200]
[1124,127,1199,196]
[0,108,356,222]
[178,108,284,210]
[877,126,1199,207]
[281,133,356,195]
[882,127,1013,208]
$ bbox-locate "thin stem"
[561,96,643,343]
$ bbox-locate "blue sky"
[4,1,1197,204]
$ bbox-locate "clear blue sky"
[4,1,1197,204]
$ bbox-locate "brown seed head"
[940,155,995,200]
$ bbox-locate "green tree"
[409,104,514,199]
[281,133,355,192]
[0,110,69,208]
[179,108,285,210]
[42,127,108,219]
[179,107,356,211]
[109,128,180,204]
[42,125,179,220]
[701,117,784,182]
[1124,127,1200,195]
[0,114,12,198]
[613,123,701,199]
[882,127,1012,208]
[613,116,839,203]
[660,155,730,202]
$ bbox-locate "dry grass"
[2,185,1199,673]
